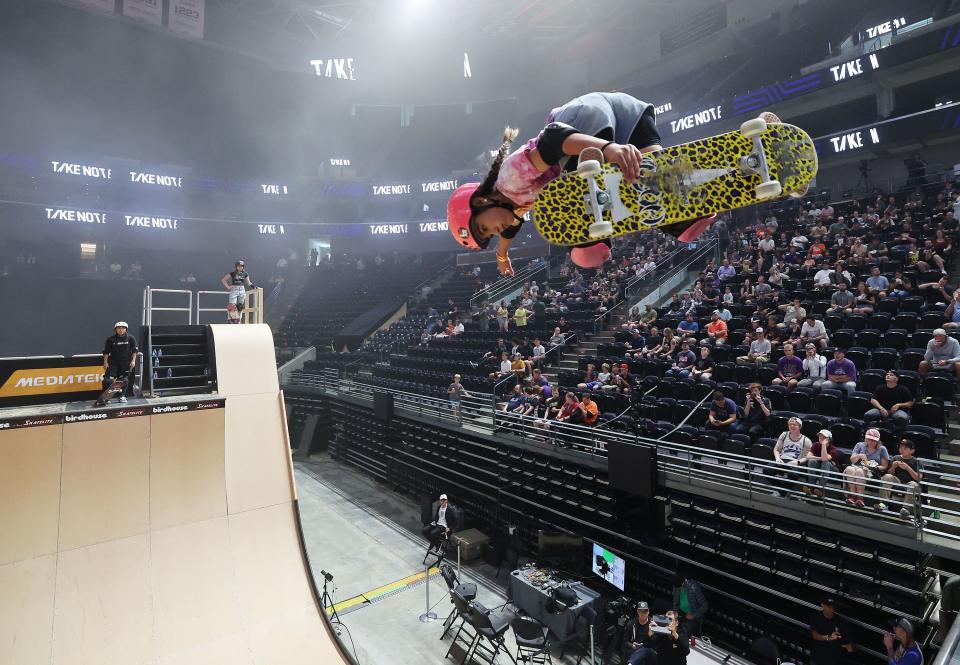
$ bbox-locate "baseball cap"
[934,328,947,336]
[865,428,881,440]
[621,363,629,369]
[895,618,914,636]
[637,601,649,610]
[818,429,833,439]
[439,494,448,500]
[756,327,764,333]
[822,596,836,606]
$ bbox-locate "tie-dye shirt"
[495,136,562,212]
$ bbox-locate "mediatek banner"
[0,358,106,407]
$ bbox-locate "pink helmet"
[447,182,486,250]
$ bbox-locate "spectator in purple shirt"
[825,349,857,395]
[717,258,736,281]
[773,343,804,390]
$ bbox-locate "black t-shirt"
[891,455,921,484]
[873,385,912,410]
[228,269,249,286]
[809,611,849,665]
[654,625,690,665]
[744,396,771,423]
[103,333,138,367]
[646,335,663,350]
[695,357,715,372]
[623,618,656,653]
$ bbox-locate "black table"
[507,568,601,642]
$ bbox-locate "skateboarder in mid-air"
[448,91,781,274]
[221,259,254,323]
[102,321,138,403]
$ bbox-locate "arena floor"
[296,453,734,665]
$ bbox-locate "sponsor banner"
[77,0,116,11]
[169,0,204,39]
[62,398,225,423]
[0,414,64,430]
[122,0,162,25]
[0,398,226,429]
[0,366,104,398]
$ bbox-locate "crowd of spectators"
[551,179,959,522]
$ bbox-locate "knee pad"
[570,242,611,269]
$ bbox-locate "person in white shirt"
[531,338,547,367]
[798,344,828,391]
[813,264,833,289]
[800,315,829,350]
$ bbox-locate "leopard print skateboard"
[532,119,817,246]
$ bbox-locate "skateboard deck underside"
[532,123,817,246]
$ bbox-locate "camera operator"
[622,601,658,665]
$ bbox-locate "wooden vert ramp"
[0,324,352,665]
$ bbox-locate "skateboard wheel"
[755,180,783,200]
[740,117,767,139]
[577,160,602,178]
[588,221,613,238]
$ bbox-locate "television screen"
[591,543,625,591]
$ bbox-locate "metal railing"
[289,372,960,550]
[142,287,193,326]
[197,288,264,324]
[591,240,718,335]
[469,258,552,310]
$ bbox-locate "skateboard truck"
[740,117,782,200]
[576,147,614,239]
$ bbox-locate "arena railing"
[289,372,960,549]
[469,256,554,311]
[592,239,718,335]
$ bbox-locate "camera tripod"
[320,570,342,628]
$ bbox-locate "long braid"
[478,126,519,197]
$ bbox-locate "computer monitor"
[591,542,625,591]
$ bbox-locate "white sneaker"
[899,507,912,520]
[874,502,887,512]
[119,396,127,403]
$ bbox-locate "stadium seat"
[857,329,881,349]
[882,329,908,350]
[903,425,938,460]
[812,389,843,417]
[832,329,855,348]
[912,330,934,349]
[845,348,869,373]
[712,362,735,384]
[922,374,954,402]
[841,313,864,334]
[876,298,901,315]
[785,389,812,413]
[845,391,874,419]
[867,312,892,332]
[899,348,925,373]
[911,400,945,430]
[870,348,898,371]
[893,313,916,332]
[898,370,920,396]
[656,397,677,424]
[921,311,947,329]
[858,369,886,395]
[900,296,924,313]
